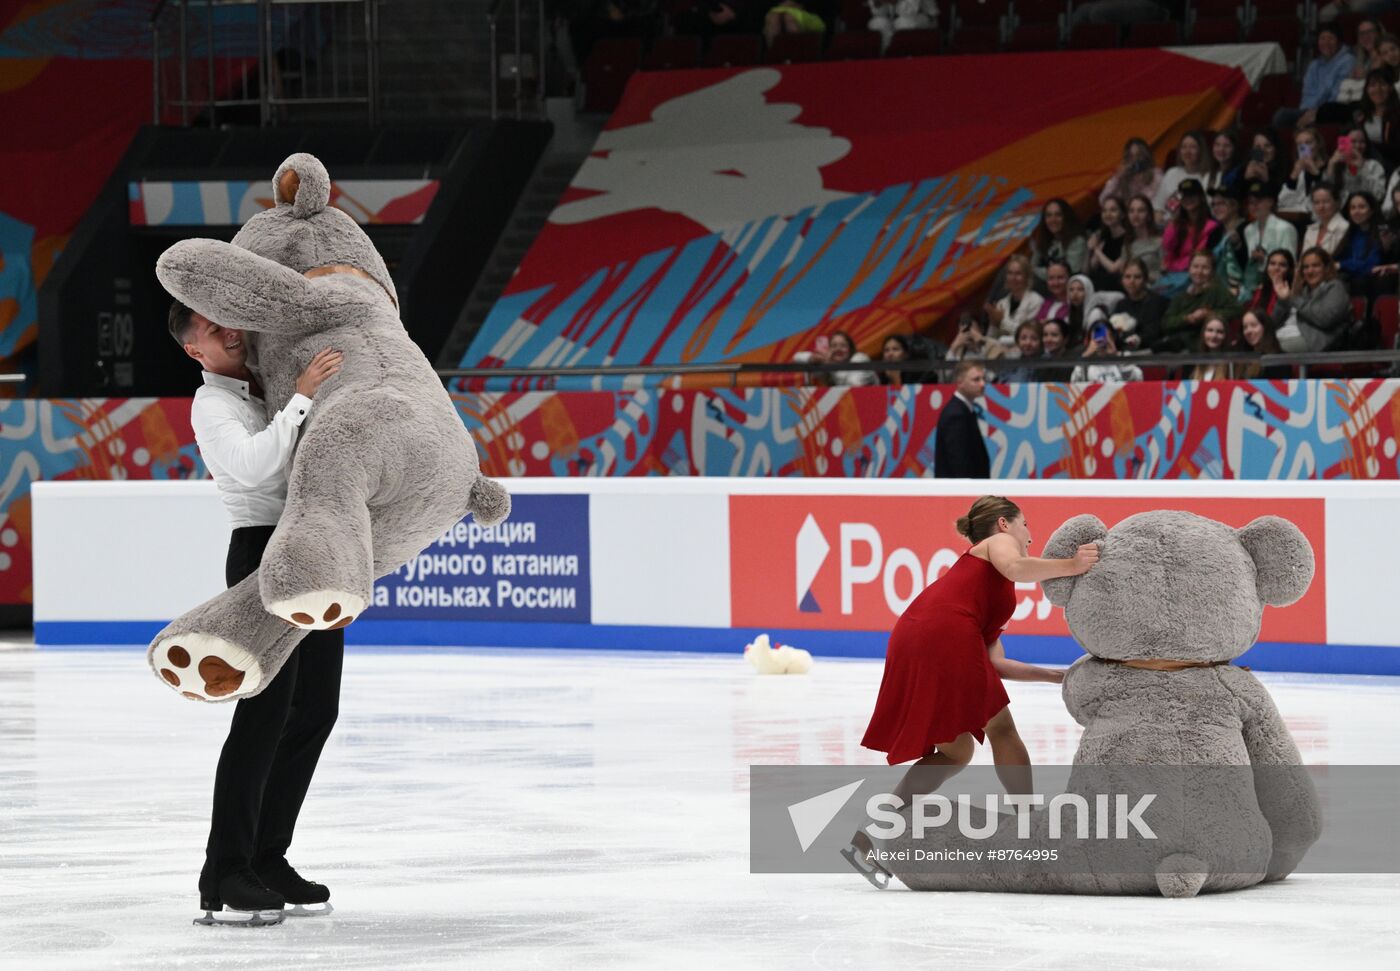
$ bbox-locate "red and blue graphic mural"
[458,49,1264,384]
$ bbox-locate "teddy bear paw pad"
[269,591,366,631]
[152,633,263,701]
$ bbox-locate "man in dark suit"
[934,362,991,478]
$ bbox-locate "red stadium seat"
[1352,296,1368,326]
[1012,0,1066,25]
[1191,0,1242,19]
[885,28,944,57]
[1189,17,1241,44]
[1248,0,1300,18]
[1004,21,1060,50]
[1375,295,1399,349]
[581,38,642,113]
[950,24,1002,53]
[703,33,763,67]
[1247,17,1302,58]
[955,0,1010,27]
[642,35,701,71]
[1064,23,1120,49]
[764,30,824,63]
[825,30,883,60]
[1066,22,1119,49]
[1124,21,1182,47]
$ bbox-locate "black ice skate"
[256,858,334,917]
[195,866,286,927]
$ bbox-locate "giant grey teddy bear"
[149,153,510,703]
[884,510,1322,897]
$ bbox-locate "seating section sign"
[366,494,590,623]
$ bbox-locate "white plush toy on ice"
[744,634,813,675]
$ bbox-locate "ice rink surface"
[0,643,1395,970]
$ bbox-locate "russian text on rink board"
[365,495,591,622]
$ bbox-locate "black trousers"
[201,525,344,893]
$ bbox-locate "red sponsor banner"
[729,495,1326,644]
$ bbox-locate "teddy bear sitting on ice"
[882,510,1322,897]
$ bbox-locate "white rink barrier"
[31,478,1400,675]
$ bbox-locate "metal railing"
[152,0,379,126]
[438,348,1400,387]
[488,0,546,119]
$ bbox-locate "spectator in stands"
[1084,196,1129,291]
[1337,190,1389,293]
[1384,167,1400,216]
[997,321,1045,384]
[1037,319,1077,381]
[1159,179,1222,294]
[1066,273,1109,340]
[1161,250,1242,349]
[1376,32,1400,81]
[794,329,877,385]
[1351,18,1383,81]
[1036,259,1072,324]
[1304,182,1350,253]
[1241,129,1283,186]
[1071,309,1143,383]
[934,361,990,479]
[1070,0,1167,27]
[986,254,1045,343]
[1273,246,1352,351]
[1156,131,1212,219]
[1325,126,1387,200]
[946,312,1007,375]
[763,0,825,45]
[1101,138,1163,206]
[878,334,915,386]
[1352,70,1400,167]
[1125,194,1164,282]
[1278,25,1356,130]
[1246,248,1297,317]
[1209,182,1247,294]
[1205,130,1243,194]
[1029,199,1086,283]
[1188,315,1231,381]
[1241,182,1300,296]
[1235,309,1291,380]
[1111,257,1169,349]
[1277,127,1328,217]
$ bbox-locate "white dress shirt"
[191,371,314,528]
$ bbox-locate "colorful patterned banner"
[1,1,153,390]
[459,50,1254,382]
[6,378,1398,608]
[128,179,441,227]
[0,398,204,605]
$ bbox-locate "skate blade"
[287,902,333,917]
[194,908,285,927]
[841,844,892,890]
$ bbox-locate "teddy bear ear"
[1040,514,1108,606]
[271,152,331,219]
[1236,516,1315,606]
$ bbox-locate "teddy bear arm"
[1236,677,1322,880]
[157,238,327,337]
[1061,655,1106,726]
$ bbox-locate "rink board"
[30,478,1400,675]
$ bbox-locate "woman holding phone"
[1070,311,1143,383]
[847,496,1099,889]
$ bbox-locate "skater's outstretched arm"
[985,532,1099,584]
[987,638,1063,683]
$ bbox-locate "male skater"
[170,299,345,926]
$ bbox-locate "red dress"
[861,552,1017,765]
